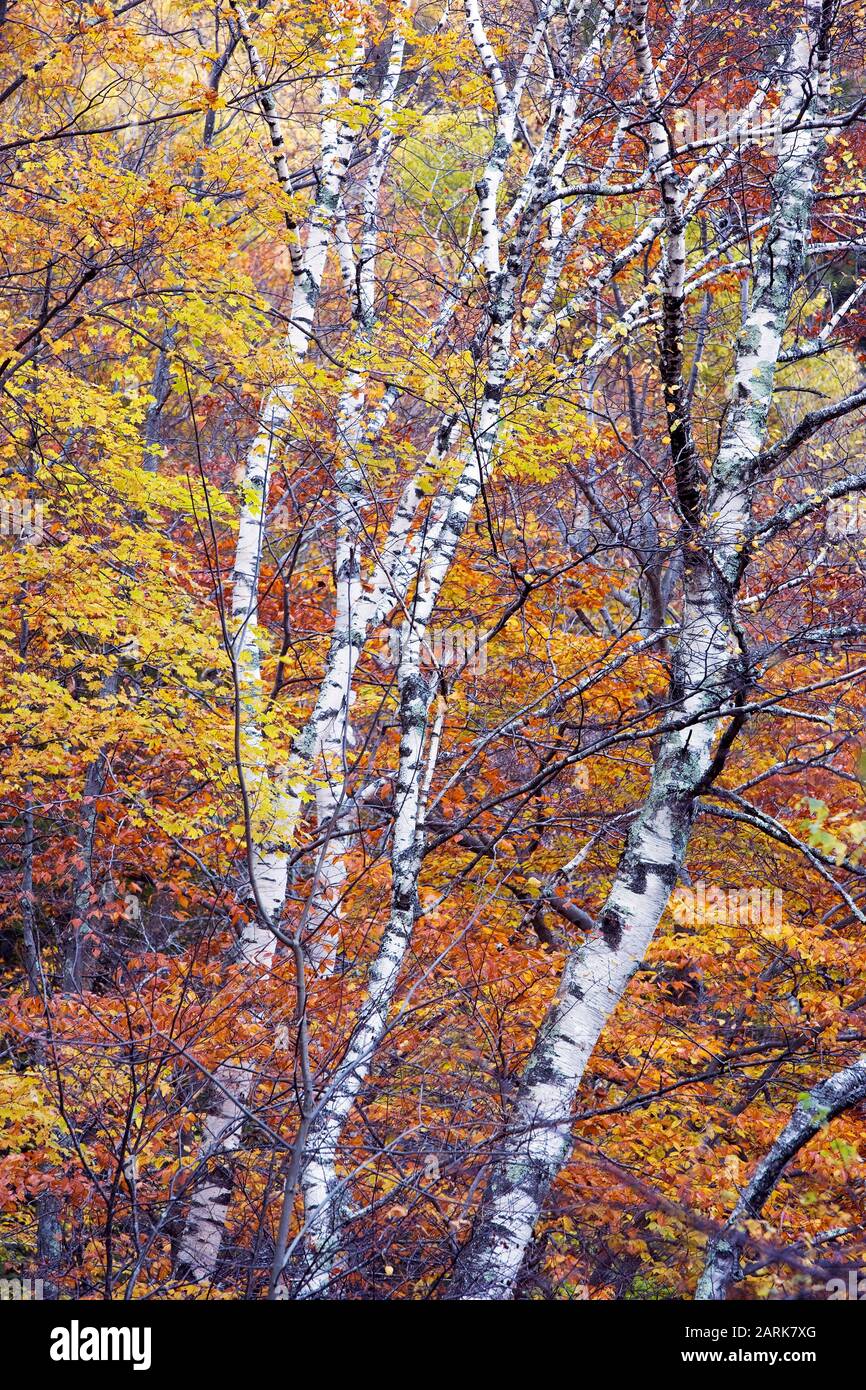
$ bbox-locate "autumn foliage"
[1,0,866,1302]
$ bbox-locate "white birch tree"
[446,0,846,1300]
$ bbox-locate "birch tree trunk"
[228,11,367,968]
[301,5,409,974]
[696,1055,866,1299]
[446,0,833,1300]
[286,0,611,1295]
[176,15,368,1282]
[176,1,470,1283]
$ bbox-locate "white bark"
[229,11,368,965]
[696,1055,866,1299]
[446,0,832,1300]
[295,623,435,1294]
[288,0,612,1294]
[231,2,303,276]
[302,6,409,974]
[176,15,368,1282]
